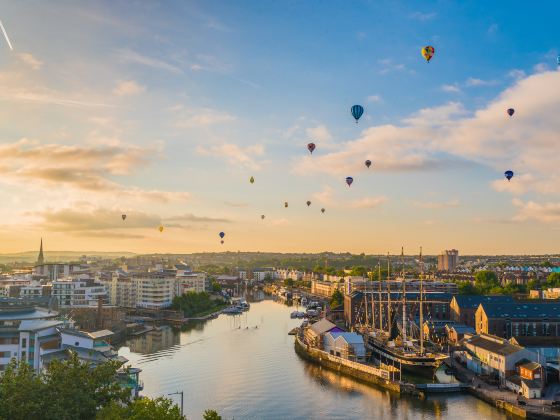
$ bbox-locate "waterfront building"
[238,268,275,282]
[323,332,366,362]
[0,297,60,372]
[275,269,303,281]
[175,269,207,294]
[475,302,560,338]
[445,324,475,344]
[103,273,137,308]
[438,249,459,272]
[311,280,342,298]
[20,282,51,299]
[132,272,176,309]
[543,288,560,299]
[51,276,107,308]
[450,295,514,328]
[304,318,341,349]
[461,333,537,380]
[509,336,560,362]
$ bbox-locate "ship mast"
[363,273,369,329]
[419,246,424,356]
[401,247,407,343]
[370,267,376,330]
[387,253,391,337]
[378,263,383,332]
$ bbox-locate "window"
[21,351,26,360]
[0,351,10,358]
[21,338,27,348]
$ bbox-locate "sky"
[0,0,559,255]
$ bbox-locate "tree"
[475,270,499,293]
[284,278,294,287]
[203,410,223,420]
[211,281,222,293]
[330,289,343,308]
[546,272,560,288]
[0,358,46,419]
[97,397,184,420]
[457,281,479,295]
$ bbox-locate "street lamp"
[167,390,184,417]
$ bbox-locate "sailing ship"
[361,248,448,376]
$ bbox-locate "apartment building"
[438,249,459,272]
[51,276,107,308]
[133,273,176,310]
[175,270,207,295]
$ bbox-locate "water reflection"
[119,299,508,420]
[126,325,180,354]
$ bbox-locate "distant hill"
[0,251,136,264]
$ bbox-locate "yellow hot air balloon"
[158,225,164,233]
[249,176,255,184]
[421,45,435,62]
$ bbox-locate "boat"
[301,297,308,306]
[363,248,448,377]
[296,312,305,319]
[223,306,242,315]
[290,311,298,319]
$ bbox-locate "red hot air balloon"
[307,143,316,154]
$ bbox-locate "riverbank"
[447,357,560,419]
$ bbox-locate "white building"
[51,275,107,308]
[133,273,176,310]
[175,270,207,295]
[323,332,366,362]
[101,274,137,308]
[275,269,303,281]
[33,263,87,281]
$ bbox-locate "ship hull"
[365,335,446,377]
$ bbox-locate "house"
[475,302,560,338]
[519,361,543,381]
[462,334,537,380]
[323,332,366,362]
[446,324,475,344]
[304,318,341,349]
[449,295,514,328]
[423,320,454,343]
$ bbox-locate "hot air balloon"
[250,176,255,184]
[321,208,325,213]
[307,143,316,154]
[284,202,288,208]
[351,105,364,123]
[365,160,372,169]
[421,46,435,62]
[345,176,353,187]
[306,201,311,207]
[122,214,126,221]
[158,225,164,232]
[221,240,224,245]
[504,170,514,181]
[261,215,265,220]
[219,232,225,239]
[507,108,515,117]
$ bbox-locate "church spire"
[37,238,44,264]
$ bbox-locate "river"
[118,297,510,420]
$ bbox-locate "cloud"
[377,59,412,75]
[349,196,387,209]
[412,199,460,209]
[113,80,145,96]
[175,108,236,128]
[17,53,43,70]
[508,69,526,79]
[196,143,264,170]
[306,125,333,148]
[441,84,462,93]
[367,94,383,103]
[533,63,548,73]
[465,78,498,87]
[31,206,161,232]
[164,213,231,223]
[291,71,560,200]
[512,199,560,223]
[0,139,189,202]
[409,12,437,21]
[313,186,334,205]
[223,200,248,208]
[115,49,182,74]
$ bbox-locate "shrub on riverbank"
[171,291,226,317]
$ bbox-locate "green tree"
[330,289,343,308]
[0,358,46,419]
[203,409,223,420]
[475,270,499,293]
[457,281,479,295]
[349,266,367,277]
[546,272,560,288]
[97,397,184,420]
[284,278,294,287]
[211,281,222,293]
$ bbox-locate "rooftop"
[480,302,560,319]
[452,295,514,309]
[18,319,63,331]
[309,318,337,336]
[510,336,560,347]
[61,329,114,340]
[466,334,526,356]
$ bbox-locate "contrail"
[0,20,13,51]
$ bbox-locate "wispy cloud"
[349,196,388,209]
[196,143,265,170]
[465,77,498,87]
[377,59,412,75]
[512,199,560,223]
[115,49,182,74]
[17,53,43,70]
[441,84,462,93]
[412,199,460,209]
[113,80,145,96]
[175,107,236,128]
[367,94,383,103]
[165,213,231,223]
[409,12,437,21]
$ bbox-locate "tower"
[37,238,44,264]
